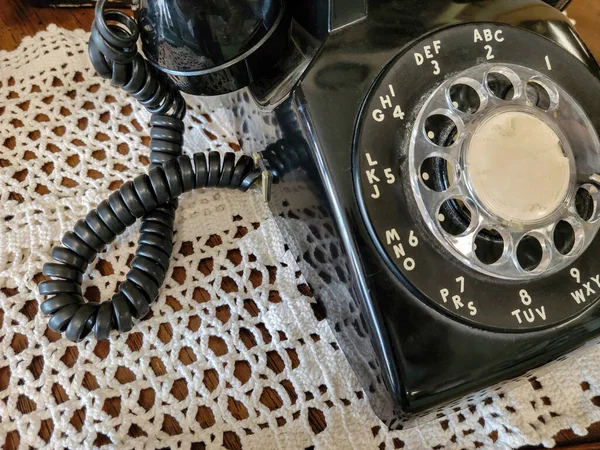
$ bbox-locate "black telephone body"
[40,0,600,426]
[135,0,600,425]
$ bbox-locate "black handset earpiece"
[137,0,290,95]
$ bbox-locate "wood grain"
[566,0,600,59]
[0,0,96,51]
[1,0,600,449]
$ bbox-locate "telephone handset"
[38,0,600,424]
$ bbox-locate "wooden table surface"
[1,1,600,449]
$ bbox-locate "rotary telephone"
[37,0,600,426]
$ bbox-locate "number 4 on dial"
[393,105,405,120]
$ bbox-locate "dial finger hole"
[575,186,596,221]
[474,228,504,264]
[449,83,481,114]
[424,114,459,147]
[438,198,472,236]
[420,156,459,192]
[526,80,552,111]
[553,220,576,255]
[486,70,516,100]
[516,235,544,272]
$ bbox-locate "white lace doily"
[1,25,600,450]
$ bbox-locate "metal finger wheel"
[409,63,600,280]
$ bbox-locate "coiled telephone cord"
[38,0,263,342]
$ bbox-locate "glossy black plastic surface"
[139,0,281,71]
[137,0,290,95]
[259,0,600,424]
[543,0,571,9]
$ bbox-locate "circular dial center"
[466,111,571,223]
